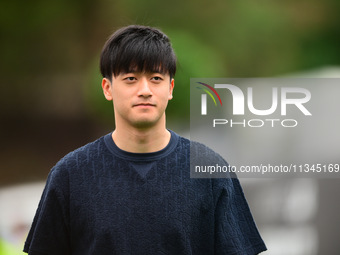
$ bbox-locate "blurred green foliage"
[1,0,339,125]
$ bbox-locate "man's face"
[102,72,174,129]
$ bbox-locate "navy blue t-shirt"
[24,131,266,254]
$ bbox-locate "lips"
[133,103,156,107]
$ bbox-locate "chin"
[128,114,164,129]
[131,119,157,129]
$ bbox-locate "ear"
[168,79,175,100]
[102,78,113,101]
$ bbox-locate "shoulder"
[170,131,221,159]
[189,138,236,179]
[190,139,222,157]
[51,134,109,177]
[190,139,229,167]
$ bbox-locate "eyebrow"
[120,70,167,76]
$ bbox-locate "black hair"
[100,25,177,80]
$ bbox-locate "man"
[24,25,267,254]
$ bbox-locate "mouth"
[133,103,156,107]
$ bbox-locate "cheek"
[111,93,124,109]
[112,88,127,102]
[159,87,172,99]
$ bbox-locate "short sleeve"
[24,167,71,255]
[213,178,267,255]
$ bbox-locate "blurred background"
[0,0,339,254]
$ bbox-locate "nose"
[137,78,152,97]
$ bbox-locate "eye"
[151,76,163,81]
[123,77,137,82]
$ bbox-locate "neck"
[112,117,171,153]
